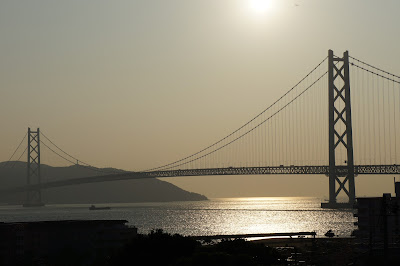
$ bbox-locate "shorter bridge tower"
[23,127,44,207]
[322,50,355,208]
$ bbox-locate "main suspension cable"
[350,62,400,84]
[349,56,400,80]
[158,70,328,171]
[1,133,27,168]
[144,56,328,172]
[40,132,120,174]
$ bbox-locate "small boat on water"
[324,230,335,238]
[89,205,111,210]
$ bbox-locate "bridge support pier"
[23,127,44,207]
[322,50,355,209]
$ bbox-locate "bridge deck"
[2,164,399,194]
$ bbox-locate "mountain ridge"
[0,161,208,204]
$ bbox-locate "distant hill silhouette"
[0,161,208,204]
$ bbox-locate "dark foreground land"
[102,231,400,266]
[254,237,400,265]
[104,229,283,266]
[3,228,400,265]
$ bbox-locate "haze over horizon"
[1,0,399,199]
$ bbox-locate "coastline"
[254,236,356,265]
[252,235,354,246]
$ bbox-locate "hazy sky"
[1,0,399,198]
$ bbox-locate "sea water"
[0,197,357,237]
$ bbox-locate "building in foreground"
[353,182,400,248]
[0,220,137,265]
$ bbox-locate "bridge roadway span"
[2,164,399,194]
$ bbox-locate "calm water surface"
[0,197,357,237]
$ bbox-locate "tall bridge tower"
[23,127,44,207]
[322,50,355,208]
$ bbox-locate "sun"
[249,0,272,14]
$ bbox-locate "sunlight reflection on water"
[0,197,357,237]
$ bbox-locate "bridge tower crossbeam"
[322,50,355,208]
[23,127,44,207]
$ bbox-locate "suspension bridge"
[1,50,400,208]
